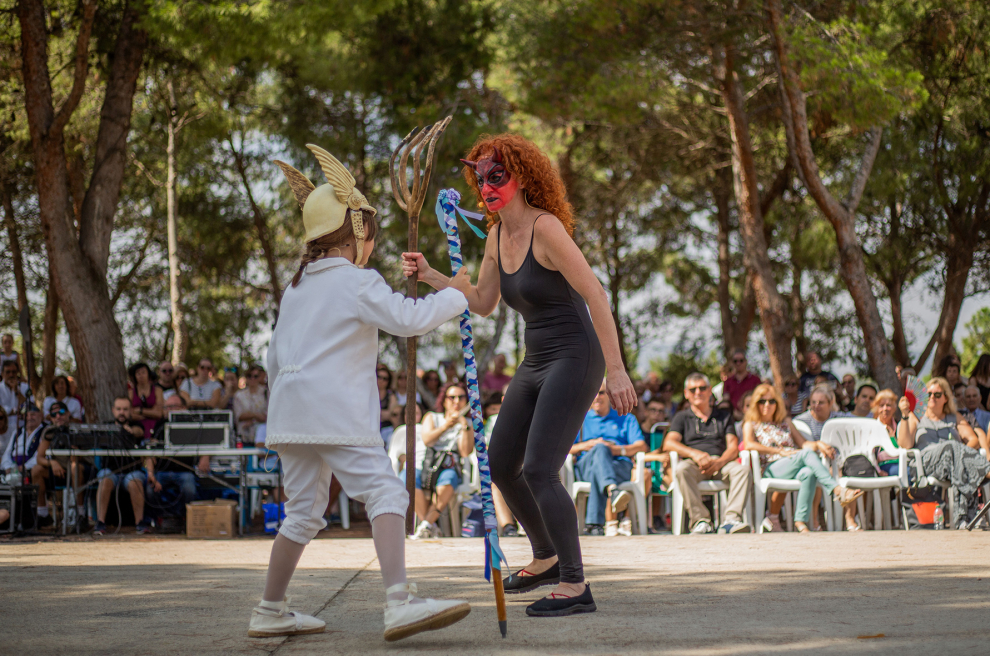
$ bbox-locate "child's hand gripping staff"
[435,188,510,638]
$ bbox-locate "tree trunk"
[231,139,282,308]
[718,44,795,385]
[768,0,900,392]
[166,79,188,365]
[887,276,911,368]
[790,247,807,363]
[41,270,59,394]
[930,238,974,370]
[714,171,756,356]
[18,0,146,420]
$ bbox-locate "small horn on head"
[460,159,478,170]
[491,147,503,163]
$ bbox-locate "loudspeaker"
[165,422,230,450]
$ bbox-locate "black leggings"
[488,339,605,583]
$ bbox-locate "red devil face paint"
[461,147,519,213]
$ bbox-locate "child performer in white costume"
[249,145,472,641]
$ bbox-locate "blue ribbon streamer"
[436,188,506,580]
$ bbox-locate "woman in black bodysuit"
[402,134,636,617]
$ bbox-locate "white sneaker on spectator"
[248,598,325,638]
[605,520,619,537]
[760,515,783,533]
[412,520,440,540]
[690,519,714,534]
[608,485,631,514]
[722,521,751,534]
[618,517,633,536]
[383,583,470,642]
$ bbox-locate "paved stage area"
[2,530,988,655]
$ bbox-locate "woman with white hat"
[248,145,472,642]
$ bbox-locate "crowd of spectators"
[1,353,269,534]
[4,333,990,537]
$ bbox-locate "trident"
[388,115,452,534]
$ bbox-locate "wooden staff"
[388,115,452,534]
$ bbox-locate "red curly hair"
[463,134,574,236]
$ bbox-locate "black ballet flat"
[502,562,560,595]
[525,583,597,617]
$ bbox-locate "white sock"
[37,506,49,517]
[372,513,420,603]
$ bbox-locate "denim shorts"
[97,468,147,487]
[413,468,461,490]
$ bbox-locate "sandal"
[835,487,864,508]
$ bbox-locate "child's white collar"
[306,257,355,274]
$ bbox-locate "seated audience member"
[411,383,473,539]
[157,361,178,400]
[441,360,461,384]
[93,397,151,536]
[933,355,965,388]
[641,371,662,403]
[480,396,519,537]
[961,385,990,437]
[217,367,239,411]
[2,403,44,474]
[711,363,732,405]
[664,373,752,534]
[129,362,165,440]
[797,351,838,406]
[642,400,671,530]
[0,407,7,462]
[724,349,761,410]
[482,354,513,396]
[1,359,33,423]
[43,375,84,422]
[952,382,967,414]
[2,404,46,513]
[393,368,422,408]
[872,390,901,476]
[173,363,190,391]
[376,363,400,444]
[734,390,754,425]
[180,358,223,410]
[969,354,990,410]
[841,374,857,411]
[571,380,647,537]
[782,375,802,416]
[850,384,877,418]
[234,365,268,446]
[145,395,201,518]
[0,333,19,368]
[657,380,675,410]
[742,384,862,533]
[419,369,442,412]
[31,402,88,529]
[898,377,990,526]
[794,385,847,441]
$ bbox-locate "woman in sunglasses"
[410,382,473,539]
[897,377,980,451]
[742,384,862,533]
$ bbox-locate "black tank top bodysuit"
[487,215,605,585]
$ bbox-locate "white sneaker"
[411,520,440,540]
[248,598,325,638]
[690,519,714,534]
[383,583,471,642]
[618,517,633,536]
[609,486,632,514]
[605,520,619,537]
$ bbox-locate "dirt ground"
[1,529,988,655]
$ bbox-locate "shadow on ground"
[3,557,989,655]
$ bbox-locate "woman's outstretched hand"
[401,252,433,281]
[607,371,638,416]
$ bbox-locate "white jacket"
[265,258,467,447]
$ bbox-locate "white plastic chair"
[563,452,648,535]
[791,419,812,440]
[745,449,820,532]
[667,450,731,535]
[821,418,904,531]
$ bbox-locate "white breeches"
[276,443,408,545]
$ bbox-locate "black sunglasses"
[686,385,709,394]
[757,399,777,406]
[50,408,68,416]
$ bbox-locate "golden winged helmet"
[274,145,377,265]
